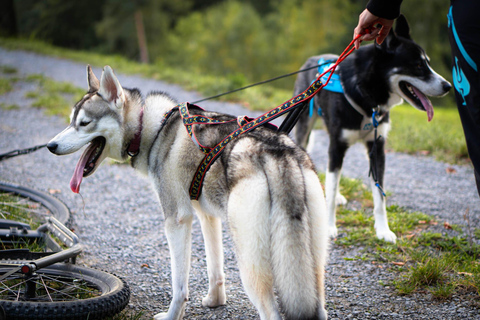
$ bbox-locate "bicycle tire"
[0,181,70,224]
[0,180,70,225]
[0,263,130,320]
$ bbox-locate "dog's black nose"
[47,142,58,153]
[443,81,452,92]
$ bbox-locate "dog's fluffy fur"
[48,65,329,320]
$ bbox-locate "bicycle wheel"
[0,263,130,320]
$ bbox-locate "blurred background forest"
[0,0,451,91]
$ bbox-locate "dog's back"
[293,53,347,149]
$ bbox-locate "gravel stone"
[1,48,480,319]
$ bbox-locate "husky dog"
[47,65,329,320]
[293,15,451,243]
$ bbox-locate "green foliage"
[0,103,20,110]
[0,65,17,74]
[5,0,452,93]
[400,1,452,86]
[388,104,468,164]
[0,78,13,95]
[318,173,372,205]
[13,0,106,49]
[0,192,44,229]
[332,194,480,300]
[316,175,480,301]
[394,251,459,299]
[406,253,451,286]
[0,64,17,94]
[166,0,354,90]
[107,310,146,320]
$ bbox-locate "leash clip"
[372,108,379,128]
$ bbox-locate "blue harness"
[309,58,344,117]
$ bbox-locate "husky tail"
[227,135,328,320]
[269,158,328,320]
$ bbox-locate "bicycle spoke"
[0,271,100,302]
[42,276,99,300]
[39,276,53,302]
[0,274,25,297]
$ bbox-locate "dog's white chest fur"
[340,121,390,146]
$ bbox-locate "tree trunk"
[134,9,149,64]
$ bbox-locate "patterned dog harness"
[309,58,343,117]
[175,76,324,200]
[173,36,359,199]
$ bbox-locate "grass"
[24,73,85,118]
[0,192,45,229]
[0,191,48,251]
[329,173,480,301]
[388,104,469,164]
[105,310,146,320]
[0,78,14,95]
[0,102,20,110]
[0,66,84,119]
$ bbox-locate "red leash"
[314,33,361,92]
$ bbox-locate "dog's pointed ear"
[87,65,99,93]
[394,14,411,40]
[98,66,125,109]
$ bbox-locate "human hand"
[353,9,395,49]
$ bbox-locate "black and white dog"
[293,15,451,243]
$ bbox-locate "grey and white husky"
[47,65,329,320]
[292,15,451,243]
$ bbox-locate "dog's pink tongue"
[70,149,91,193]
[412,86,434,122]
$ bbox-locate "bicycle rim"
[0,263,130,320]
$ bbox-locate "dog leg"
[154,214,193,320]
[325,169,341,238]
[194,207,226,308]
[227,176,281,320]
[326,141,348,238]
[371,181,396,243]
[366,139,397,243]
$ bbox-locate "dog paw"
[336,193,347,206]
[318,307,328,320]
[153,309,185,320]
[202,293,226,308]
[328,225,338,238]
[376,229,397,243]
[153,313,170,320]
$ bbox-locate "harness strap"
[178,103,236,154]
[368,108,387,197]
[189,78,325,200]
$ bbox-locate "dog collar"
[127,107,144,157]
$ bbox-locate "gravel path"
[1,48,479,319]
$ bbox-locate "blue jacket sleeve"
[366,0,403,20]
